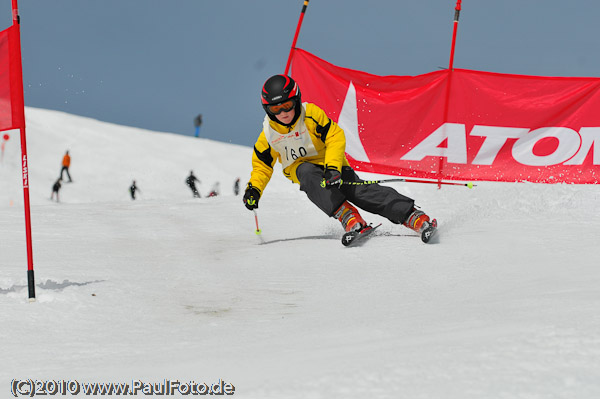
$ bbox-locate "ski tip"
[341,232,356,247]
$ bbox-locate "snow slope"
[1,108,600,398]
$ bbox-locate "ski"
[342,223,382,247]
[341,219,437,247]
[421,219,438,243]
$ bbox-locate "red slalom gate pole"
[448,0,462,71]
[437,0,462,189]
[12,0,36,301]
[284,0,310,76]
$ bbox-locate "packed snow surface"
[1,108,600,398]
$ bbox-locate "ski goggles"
[267,99,295,115]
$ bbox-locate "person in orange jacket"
[60,150,72,182]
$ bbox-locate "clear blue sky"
[2,0,599,146]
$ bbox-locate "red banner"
[291,48,600,183]
[0,25,25,132]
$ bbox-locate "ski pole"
[252,209,262,235]
[343,178,475,188]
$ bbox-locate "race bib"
[263,105,318,169]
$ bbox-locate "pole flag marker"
[1,0,36,301]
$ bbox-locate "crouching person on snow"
[243,74,436,244]
[51,178,62,202]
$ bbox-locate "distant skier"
[208,182,220,197]
[129,180,140,200]
[51,178,62,202]
[60,150,72,182]
[185,170,201,198]
[233,178,240,196]
[194,114,203,138]
[1,133,9,164]
[243,74,436,242]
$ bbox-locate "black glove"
[243,184,261,210]
[321,168,342,189]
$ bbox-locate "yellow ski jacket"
[248,102,350,195]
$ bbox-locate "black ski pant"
[295,162,415,224]
[60,166,72,182]
[188,183,200,198]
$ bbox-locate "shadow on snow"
[0,279,105,294]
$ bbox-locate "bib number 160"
[285,146,307,161]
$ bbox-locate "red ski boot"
[404,208,438,243]
[403,208,431,233]
[335,201,366,232]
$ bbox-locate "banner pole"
[284,0,310,76]
[448,0,461,71]
[12,0,36,301]
[437,0,462,189]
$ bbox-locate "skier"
[60,150,72,182]
[51,178,62,202]
[233,178,240,196]
[129,180,140,200]
[208,182,220,197]
[185,170,201,198]
[242,74,436,243]
[1,133,8,164]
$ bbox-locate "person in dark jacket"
[185,171,201,198]
[129,180,140,200]
[51,178,62,202]
[233,178,240,196]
